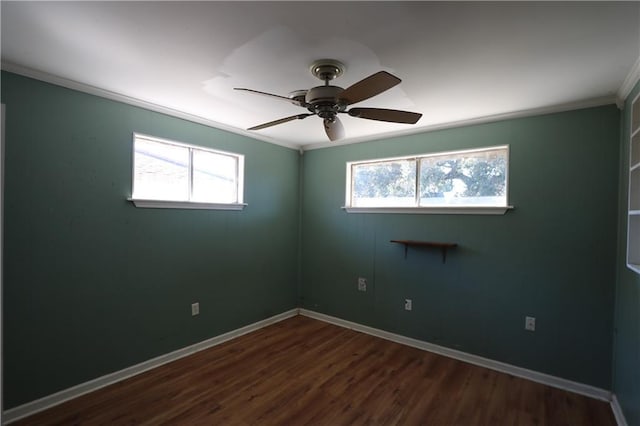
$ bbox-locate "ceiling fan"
[234,59,422,142]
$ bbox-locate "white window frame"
[627,91,640,274]
[128,133,246,210]
[344,145,513,215]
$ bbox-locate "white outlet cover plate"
[357,277,367,291]
[404,299,412,311]
[525,316,535,331]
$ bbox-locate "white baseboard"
[299,309,612,403]
[3,308,298,424]
[611,394,629,426]
[4,308,618,424]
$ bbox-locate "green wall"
[1,71,300,408]
[300,105,620,389]
[1,69,629,412]
[614,79,640,426]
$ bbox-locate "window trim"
[343,145,513,215]
[128,198,247,210]
[129,133,246,210]
[342,206,513,215]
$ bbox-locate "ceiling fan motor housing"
[305,86,347,119]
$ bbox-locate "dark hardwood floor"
[13,315,615,425]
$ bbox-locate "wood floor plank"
[12,316,616,426]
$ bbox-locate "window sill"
[128,198,247,211]
[342,206,514,215]
[627,263,640,274]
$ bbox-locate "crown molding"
[2,62,623,153]
[302,95,618,151]
[618,55,640,104]
[0,62,299,151]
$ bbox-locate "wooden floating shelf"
[390,240,458,263]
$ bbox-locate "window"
[345,146,511,214]
[130,134,245,210]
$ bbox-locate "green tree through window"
[353,160,416,200]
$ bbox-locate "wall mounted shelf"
[390,240,458,263]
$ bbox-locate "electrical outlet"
[525,316,535,331]
[191,302,200,316]
[357,277,367,292]
[404,299,412,311]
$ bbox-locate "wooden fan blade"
[348,108,422,124]
[324,117,345,141]
[234,88,303,106]
[248,114,312,131]
[339,71,401,105]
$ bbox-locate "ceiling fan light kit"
[235,59,422,142]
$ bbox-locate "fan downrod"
[310,59,345,83]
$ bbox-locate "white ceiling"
[2,1,640,149]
